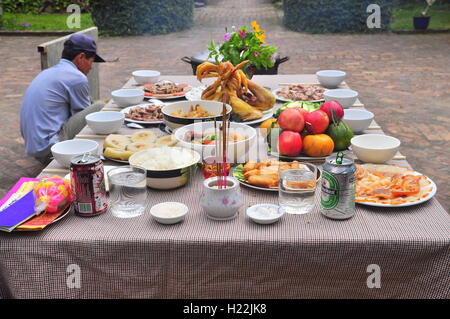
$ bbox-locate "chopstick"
[365,126,381,130]
[392,155,406,160]
[101,107,121,111]
[278,83,319,86]
[42,168,70,174]
[75,135,108,139]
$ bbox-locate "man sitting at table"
[20,34,106,164]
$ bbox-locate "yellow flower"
[251,20,260,32]
[255,30,266,43]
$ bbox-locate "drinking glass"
[107,166,147,218]
[278,164,317,215]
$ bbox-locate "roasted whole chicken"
[196,60,276,121]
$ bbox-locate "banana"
[156,135,178,147]
[103,147,134,161]
[131,130,157,143]
[104,134,131,149]
[126,141,154,153]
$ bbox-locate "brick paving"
[0,0,449,211]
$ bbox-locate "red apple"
[304,110,329,134]
[295,106,309,119]
[278,107,305,132]
[278,130,302,156]
[320,100,344,123]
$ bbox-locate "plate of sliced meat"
[272,84,325,102]
[121,102,164,124]
[143,80,192,100]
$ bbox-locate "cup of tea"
[202,156,231,179]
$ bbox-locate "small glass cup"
[107,165,147,218]
[278,163,317,215]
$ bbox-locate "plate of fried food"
[121,102,164,124]
[272,84,325,102]
[103,131,178,162]
[355,164,437,207]
[144,80,192,100]
[232,159,321,191]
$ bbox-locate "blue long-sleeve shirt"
[20,59,91,157]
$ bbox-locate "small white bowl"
[351,134,400,163]
[51,139,99,168]
[342,109,374,133]
[246,204,285,225]
[132,70,160,84]
[111,89,144,107]
[324,89,358,108]
[150,202,188,224]
[316,70,346,88]
[85,111,124,134]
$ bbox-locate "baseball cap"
[65,33,105,63]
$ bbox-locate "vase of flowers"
[413,0,435,30]
[207,21,278,78]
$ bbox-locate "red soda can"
[70,154,108,216]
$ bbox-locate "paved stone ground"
[0,0,449,211]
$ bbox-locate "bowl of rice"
[128,146,201,189]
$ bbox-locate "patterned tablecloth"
[1,75,448,299]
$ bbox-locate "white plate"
[65,165,116,192]
[356,171,437,208]
[233,111,274,126]
[232,166,278,192]
[144,83,192,100]
[232,165,322,192]
[121,101,164,125]
[272,88,324,103]
[184,85,207,101]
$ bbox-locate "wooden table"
[1,75,448,299]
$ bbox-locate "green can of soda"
[320,154,356,220]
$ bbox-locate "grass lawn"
[390,3,450,30]
[1,12,95,31]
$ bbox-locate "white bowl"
[174,121,257,163]
[150,202,188,224]
[85,111,124,134]
[351,134,400,163]
[51,139,99,168]
[342,109,374,133]
[111,89,144,107]
[132,70,160,84]
[324,89,358,108]
[246,204,285,225]
[316,70,346,88]
[162,100,232,131]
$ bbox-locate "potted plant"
[207,21,278,78]
[413,0,435,30]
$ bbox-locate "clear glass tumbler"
[107,166,147,218]
[278,164,317,215]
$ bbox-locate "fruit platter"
[262,100,355,161]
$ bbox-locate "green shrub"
[283,0,396,33]
[90,0,193,36]
[2,0,90,14]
